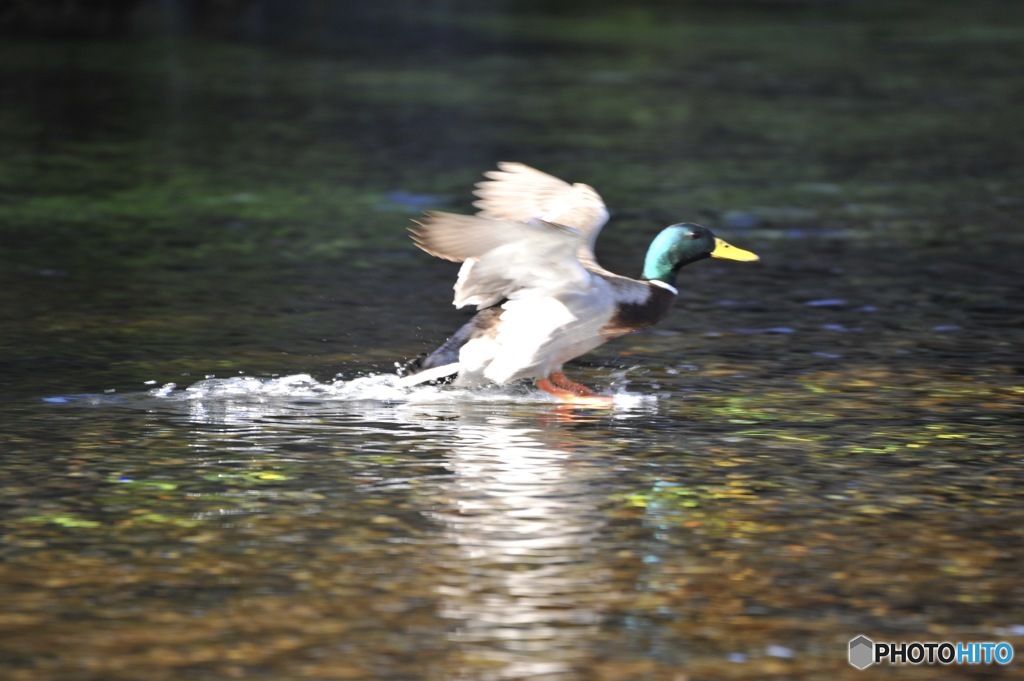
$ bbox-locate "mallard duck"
[399,163,759,404]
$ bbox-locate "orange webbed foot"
[548,371,598,395]
[536,373,615,407]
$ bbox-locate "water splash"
[147,373,656,409]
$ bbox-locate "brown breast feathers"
[601,283,676,338]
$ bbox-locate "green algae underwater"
[1,1,1023,680]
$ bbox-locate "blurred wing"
[411,212,594,309]
[472,162,609,263]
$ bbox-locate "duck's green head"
[642,223,759,285]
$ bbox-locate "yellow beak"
[711,237,759,262]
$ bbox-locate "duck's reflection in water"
[430,414,613,681]
[151,380,626,680]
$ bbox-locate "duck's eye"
[687,231,699,239]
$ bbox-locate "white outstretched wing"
[411,211,595,310]
[472,162,609,265]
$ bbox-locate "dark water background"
[1,1,1022,679]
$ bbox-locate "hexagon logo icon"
[849,635,875,670]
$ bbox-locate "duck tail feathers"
[396,362,461,387]
[395,306,503,387]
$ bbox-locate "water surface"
[1,2,1023,679]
